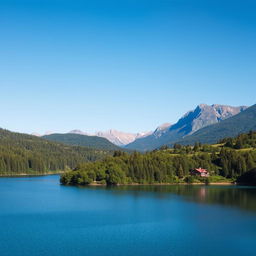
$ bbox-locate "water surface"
[0,175,256,256]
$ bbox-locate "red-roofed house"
[190,168,209,177]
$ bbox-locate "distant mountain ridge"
[34,129,151,146]
[171,103,256,146]
[42,133,122,151]
[125,104,247,151]
[94,130,151,146]
[68,129,152,146]
[69,129,90,136]
[32,103,248,150]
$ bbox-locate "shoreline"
[0,174,235,185]
[0,171,64,178]
[85,181,235,186]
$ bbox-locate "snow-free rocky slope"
[171,104,256,146]
[125,104,247,151]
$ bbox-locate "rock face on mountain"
[174,104,247,135]
[125,104,247,151]
[152,123,172,138]
[171,104,256,146]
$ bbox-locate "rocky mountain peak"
[155,123,172,131]
[125,103,248,151]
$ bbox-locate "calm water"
[0,175,256,256]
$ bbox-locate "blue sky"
[0,0,255,134]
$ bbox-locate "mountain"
[0,128,111,175]
[31,131,55,137]
[69,129,90,136]
[32,129,151,146]
[152,123,172,137]
[171,103,256,146]
[66,129,151,146]
[125,104,247,151]
[31,132,41,137]
[42,133,122,151]
[94,129,151,146]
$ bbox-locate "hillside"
[61,131,256,186]
[172,104,256,146]
[0,128,111,175]
[125,104,247,151]
[43,133,122,151]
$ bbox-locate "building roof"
[195,168,208,173]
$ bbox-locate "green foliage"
[105,162,126,185]
[207,175,231,183]
[1,127,255,186]
[43,133,122,151]
[0,128,111,175]
[218,147,255,178]
[184,176,197,184]
[221,130,256,149]
[61,137,256,186]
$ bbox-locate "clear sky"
[0,0,255,134]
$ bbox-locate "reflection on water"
[84,184,256,213]
[0,175,256,256]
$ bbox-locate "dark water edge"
[0,175,256,256]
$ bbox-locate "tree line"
[220,130,256,149]
[61,131,256,185]
[0,128,111,175]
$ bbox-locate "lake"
[0,175,256,256]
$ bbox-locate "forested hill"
[61,132,256,186]
[220,130,256,149]
[170,104,256,146]
[42,133,121,151]
[0,128,111,175]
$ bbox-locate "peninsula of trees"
[61,131,256,186]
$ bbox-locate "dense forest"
[61,131,256,186]
[220,130,256,149]
[2,127,256,182]
[42,133,122,151]
[0,129,112,175]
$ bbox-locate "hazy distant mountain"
[31,132,41,137]
[32,129,151,146]
[94,130,151,146]
[31,131,54,137]
[69,129,90,136]
[171,103,256,146]
[43,133,121,151]
[66,129,151,146]
[125,104,247,151]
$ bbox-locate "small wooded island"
[61,131,256,186]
